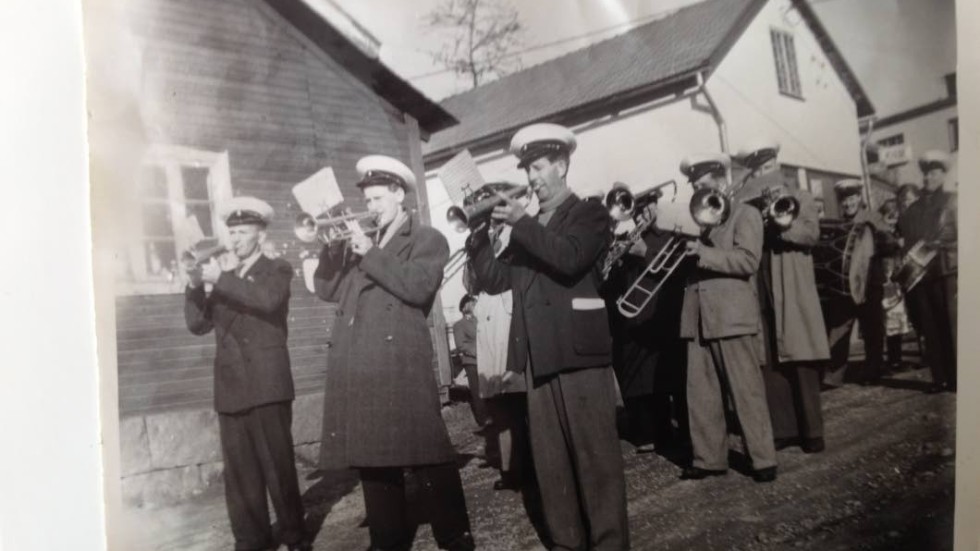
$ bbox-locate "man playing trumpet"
[183,197,310,551]
[679,154,777,483]
[735,141,830,454]
[313,155,474,551]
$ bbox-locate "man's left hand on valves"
[349,225,375,256]
[491,192,528,226]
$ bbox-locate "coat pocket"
[570,299,611,356]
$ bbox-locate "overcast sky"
[332,0,956,116]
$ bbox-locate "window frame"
[770,27,804,100]
[118,145,233,296]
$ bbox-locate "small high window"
[770,28,802,98]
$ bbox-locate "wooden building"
[113,0,456,418]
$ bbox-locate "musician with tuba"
[896,150,957,393]
[183,197,310,551]
[734,141,830,454]
[312,155,475,551]
[600,182,690,454]
[677,153,777,483]
[467,123,629,550]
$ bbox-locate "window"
[770,28,802,98]
[877,133,905,147]
[119,145,232,295]
[948,118,958,152]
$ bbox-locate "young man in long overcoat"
[734,141,830,453]
[313,155,474,551]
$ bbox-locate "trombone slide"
[615,235,691,318]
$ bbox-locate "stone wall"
[121,393,323,507]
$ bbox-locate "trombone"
[615,187,731,318]
[294,207,380,244]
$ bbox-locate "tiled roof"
[424,0,759,157]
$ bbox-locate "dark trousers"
[218,402,306,550]
[907,276,957,389]
[484,394,530,479]
[359,464,473,551]
[461,362,488,426]
[526,366,629,551]
[821,292,884,386]
[760,304,824,442]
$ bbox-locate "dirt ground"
[124,366,955,550]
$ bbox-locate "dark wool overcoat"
[184,255,295,414]
[313,215,455,469]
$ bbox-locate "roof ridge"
[438,0,719,105]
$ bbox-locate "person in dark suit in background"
[469,123,629,550]
[453,293,489,428]
[896,150,958,393]
[313,155,474,551]
[678,154,777,484]
[184,196,309,551]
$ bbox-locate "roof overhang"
[262,0,458,135]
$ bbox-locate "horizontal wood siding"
[118,0,432,415]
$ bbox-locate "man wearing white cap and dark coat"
[678,154,777,483]
[734,141,830,454]
[468,123,629,550]
[313,155,474,551]
[183,197,310,551]
[896,150,957,392]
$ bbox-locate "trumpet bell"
[605,187,635,222]
[446,205,469,233]
[690,188,731,228]
[294,213,319,243]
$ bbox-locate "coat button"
[385,335,393,342]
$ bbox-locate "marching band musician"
[468,123,630,550]
[896,150,957,393]
[678,154,777,483]
[821,179,888,388]
[313,155,475,551]
[734,141,830,454]
[602,191,690,454]
[183,197,310,551]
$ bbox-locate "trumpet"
[600,180,677,280]
[615,187,731,318]
[181,240,227,268]
[294,207,380,244]
[447,182,530,233]
[748,187,800,228]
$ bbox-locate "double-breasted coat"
[313,214,455,469]
[469,194,613,379]
[185,255,295,414]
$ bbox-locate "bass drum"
[813,219,875,305]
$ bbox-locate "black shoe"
[493,477,521,491]
[801,437,825,454]
[288,543,313,551]
[680,466,727,480]
[634,442,657,454]
[752,466,777,483]
[774,437,798,451]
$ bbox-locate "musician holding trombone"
[312,155,475,551]
[677,153,777,483]
[734,141,830,454]
[467,123,629,550]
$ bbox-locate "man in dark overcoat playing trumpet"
[313,155,474,551]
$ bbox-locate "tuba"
[614,186,731,318]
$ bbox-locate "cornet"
[748,187,800,228]
[294,207,380,244]
[181,240,227,268]
[615,187,731,318]
[447,182,530,233]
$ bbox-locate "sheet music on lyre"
[292,166,345,215]
[438,149,485,206]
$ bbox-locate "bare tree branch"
[425,0,524,89]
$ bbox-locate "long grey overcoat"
[313,215,455,469]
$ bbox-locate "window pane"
[142,203,174,238]
[143,239,177,277]
[140,166,168,198]
[771,30,787,93]
[186,203,214,237]
[182,166,211,200]
[784,34,801,96]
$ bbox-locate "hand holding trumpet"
[491,191,529,226]
[347,222,374,256]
